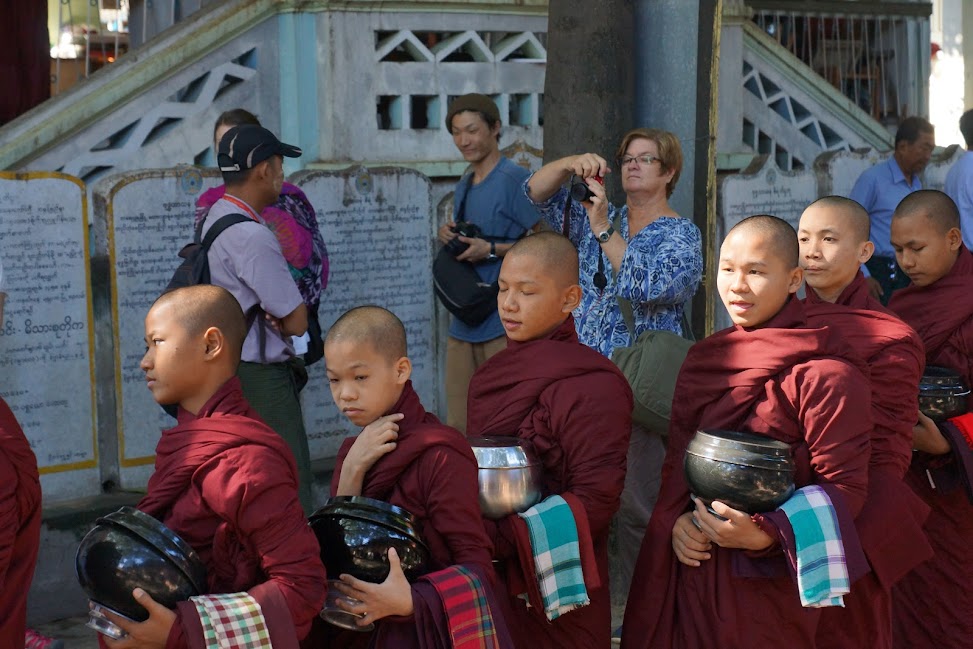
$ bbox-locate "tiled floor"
[32,616,100,649]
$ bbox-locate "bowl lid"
[468,436,537,468]
[97,507,208,594]
[919,384,972,397]
[309,496,424,538]
[687,429,794,470]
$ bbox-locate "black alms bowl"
[684,429,796,514]
[919,366,970,422]
[309,496,430,584]
[76,507,207,622]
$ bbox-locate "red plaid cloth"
[423,566,501,649]
[191,592,272,649]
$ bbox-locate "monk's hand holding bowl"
[336,413,404,497]
[912,411,952,455]
[692,498,774,552]
[672,512,713,567]
[101,588,175,649]
[334,548,414,627]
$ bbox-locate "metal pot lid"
[97,507,208,595]
[919,384,971,397]
[468,436,538,469]
[922,365,965,386]
[309,497,426,544]
[687,429,794,471]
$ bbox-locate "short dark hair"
[895,116,934,147]
[221,166,256,188]
[214,108,260,141]
[959,109,973,149]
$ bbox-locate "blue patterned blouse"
[525,179,704,358]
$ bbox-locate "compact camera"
[569,175,603,202]
[444,221,484,256]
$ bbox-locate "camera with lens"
[444,221,484,257]
[569,175,603,202]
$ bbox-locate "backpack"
[166,213,252,291]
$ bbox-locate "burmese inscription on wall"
[291,167,437,460]
[0,172,98,498]
[716,158,818,330]
[95,168,222,486]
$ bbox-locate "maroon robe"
[0,396,41,649]
[622,298,873,649]
[137,377,326,649]
[326,381,504,649]
[805,280,931,649]
[466,316,633,649]
[888,246,973,648]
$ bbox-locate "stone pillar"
[542,0,636,203]
[633,0,721,335]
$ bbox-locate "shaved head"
[726,215,799,268]
[893,189,961,234]
[505,231,580,286]
[805,196,870,242]
[153,285,247,359]
[326,306,407,361]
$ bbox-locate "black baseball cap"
[217,125,302,172]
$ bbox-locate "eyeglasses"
[617,154,662,168]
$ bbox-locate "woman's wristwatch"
[596,224,615,243]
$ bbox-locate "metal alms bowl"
[469,436,542,520]
[684,429,796,514]
[308,496,430,584]
[76,507,207,636]
[918,366,970,422]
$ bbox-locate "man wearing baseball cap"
[437,94,539,431]
[204,124,313,508]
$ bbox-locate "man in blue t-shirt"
[437,94,540,431]
[848,116,934,304]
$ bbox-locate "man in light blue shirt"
[944,109,973,250]
[849,116,934,304]
[437,94,539,431]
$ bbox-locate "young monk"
[323,305,512,648]
[466,231,633,648]
[0,396,41,648]
[623,215,873,649]
[103,285,326,648]
[798,196,930,649]
[887,190,973,649]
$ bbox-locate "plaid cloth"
[518,494,590,621]
[778,485,850,608]
[191,592,273,649]
[423,566,501,649]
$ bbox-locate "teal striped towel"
[778,485,850,608]
[518,494,590,620]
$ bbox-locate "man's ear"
[858,240,875,265]
[947,227,963,251]
[394,356,412,385]
[563,284,582,313]
[202,326,225,360]
[787,266,804,294]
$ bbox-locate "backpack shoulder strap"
[200,213,252,249]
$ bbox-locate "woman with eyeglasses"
[524,127,703,641]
